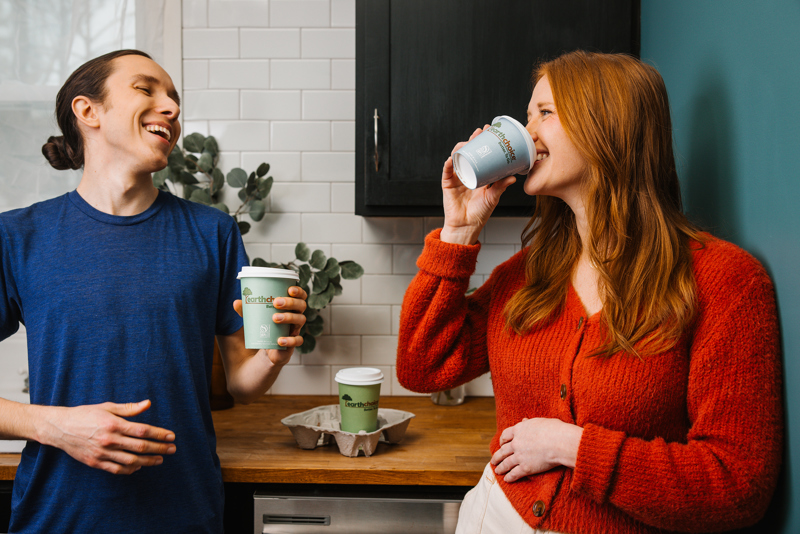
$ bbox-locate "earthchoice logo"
[242,287,277,305]
[487,123,517,162]
[341,393,379,408]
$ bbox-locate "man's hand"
[39,399,175,475]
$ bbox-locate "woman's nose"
[526,122,538,141]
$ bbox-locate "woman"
[0,50,307,533]
[396,51,782,534]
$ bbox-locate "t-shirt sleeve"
[216,222,247,336]
[0,221,22,341]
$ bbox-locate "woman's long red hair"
[504,51,705,357]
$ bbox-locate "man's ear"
[72,96,101,129]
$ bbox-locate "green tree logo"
[492,122,502,128]
[341,394,352,401]
[242,287,252,298]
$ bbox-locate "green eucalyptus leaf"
[180,171,199,185]
[295,243,311,262]
[182,184,198,200]
[309,249,327,270]
[227,168,248,188]
[183,132,206,153]
[297,332,316,354]
[339,261,364,280]
[211,202,229,214]
[246,172,257,194]
[185,154,198,163]
[323,258,340,278]
[307,284,334,309]
[190,188,213,205]
[197,151,213,172]
[238,188,248,202]
[152,168,169,189]
[312,271,329,294]
[249,199,266,222]
[298,263,312,288]
[211,168,224,194]
[332,280,343,297]
[167,148,185,170]
[256,162,270,177]
[257,176,273,199]
[252,257,269,267]
[203,136,219,157]
[237,220,251,235]
[305,317,324,336]
[304,307,319,323]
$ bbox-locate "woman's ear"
[72,95,101,130]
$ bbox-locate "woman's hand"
[440,126,517,245]
[490,417,583,483]
[232,284,308,367]
[39,400,176,475]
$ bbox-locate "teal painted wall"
[641,1,800,531]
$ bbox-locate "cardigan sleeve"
[571,261,783,532]
[395,229,494,393]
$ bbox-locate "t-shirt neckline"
[68,189,167,226]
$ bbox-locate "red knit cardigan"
[396,229,782,534]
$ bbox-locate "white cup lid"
[335,367,385,386]
[237,266,299,280]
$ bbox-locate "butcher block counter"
[0,396,497,486]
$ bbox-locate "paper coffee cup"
[237,266,300,350]
[335,368,384,433]
[452,115,535,189]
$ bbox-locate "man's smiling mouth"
[144,124,171,142]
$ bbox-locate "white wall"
[0,0,528,397]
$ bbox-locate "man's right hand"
[37,399,176,475]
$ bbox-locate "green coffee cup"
[335,368,384,433]
[237,266,299,350]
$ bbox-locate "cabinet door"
[356,0,640,216]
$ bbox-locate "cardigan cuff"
[416,228,481,280]
[571,423,626,504]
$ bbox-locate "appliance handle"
[373,108,380,172]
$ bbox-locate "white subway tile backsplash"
[302,335,361,365]
[241,152,301,182]
[331,60,355,89]
[302,152,354,182]
[241,29,301,58]
[330,183,354,213]
[183,60,209,89]
[475,245,515,275]
[302,91,355,120]
[270,182,331,213]
[331,121,355,151]
[0,331,28,390]
[363,218,424,244]
[209,120,271,151]
[302,213,362,243]
[271,243,331,263]
[271,122,331,151]
[183,0,208,28]
[243,242,271,263]
[331,244,393,275]
[181,120,209,136]
[331,0,355,27]
[271,60,330,89]
[270,364,331,395]
[465,373,494,397]
[392,244,423,274]
[484,217,528,244]
[301,29,355,58]
[183,29,239,58]
[331,305,391,335]
[242,212,302,244]
[360,275,414,305]
[391,305,402,335]
[241,91,301,120]
[210,60,270,89]
[334,278,361,305]
[361,336,398,366]
[271,0,330,28]
[208,1,270,28]
[183,90,240,120]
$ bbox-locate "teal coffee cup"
[452,115,535,189]
[335,368,384,433]
[237,266,299,350]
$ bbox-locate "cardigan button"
[560,384,567,400]
[578,316,584,328]
[532,500,546,517]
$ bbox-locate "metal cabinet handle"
[373,108,379,172]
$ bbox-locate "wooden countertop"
[1,396,497,486]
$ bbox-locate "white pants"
[456,463,561,534]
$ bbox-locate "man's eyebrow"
[131,74,181,106]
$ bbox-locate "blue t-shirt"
[0,190,247,533]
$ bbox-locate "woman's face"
[522,75,589,204]
[92,54,181,176]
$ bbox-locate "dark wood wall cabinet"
[356,0,640,217]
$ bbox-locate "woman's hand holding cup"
[440,126,517,246]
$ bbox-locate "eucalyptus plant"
[153,133,364,353]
